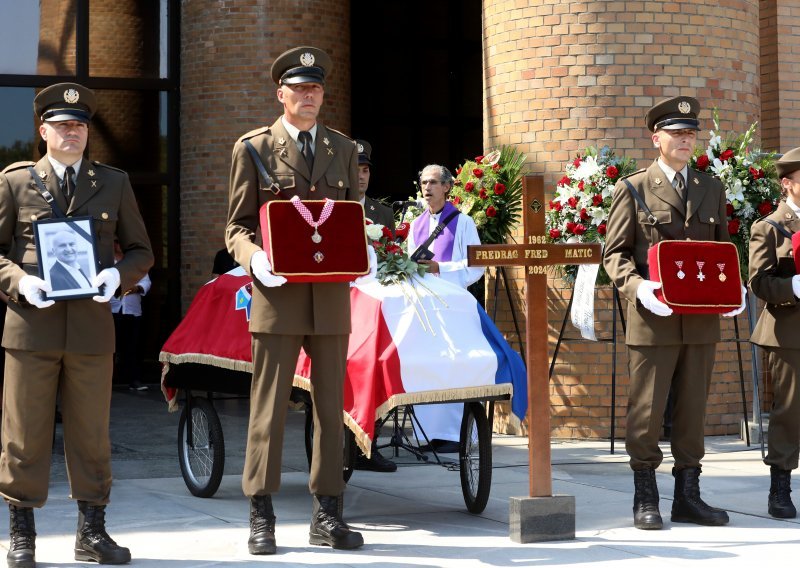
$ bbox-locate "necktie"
[64,166,75,201]
[674,171,686,204]
[299,131,314,170]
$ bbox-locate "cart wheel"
[178,397,225,498]
[304,404,356,483]
[459,401,492,513]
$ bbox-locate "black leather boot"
[632,468,662,530]
[248,495,276,555]
[671,467,729,526]
[74,501,131,564]
[768,466,796,519]
[309,494,364,549]
[7,504,35,568]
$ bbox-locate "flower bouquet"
[365,221,427,286]
[451,146,526,245]
[690,109,781,279]
[546,145,638,283]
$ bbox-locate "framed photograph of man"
[33,216,100,301]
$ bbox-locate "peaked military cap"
[646,96,700,132]
[356,139,372,167]
[776,147,800,179]
[270,46,332,86]
[34,82,96,123]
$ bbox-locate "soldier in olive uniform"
[356,140,395,230]
[0,83,153,567]
[748,147,800,519]
[603,96,745,531]
[225,46,365,554]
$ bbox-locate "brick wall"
[180,0,352,308]
[760,0,800,152]
[483,0,761,438]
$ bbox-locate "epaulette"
[620,168,646,180]
[2,161,35,174]
[324,126,354,142]
[91,160,125,173]
[238,126,270,143]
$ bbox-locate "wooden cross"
[468,176,601,497]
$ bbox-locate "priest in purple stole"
[406,164,484,450]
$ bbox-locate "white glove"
[250,250,287,288]
[18,275,54,309]
[353,245,378,286]
[793,275,800,299]
[636,280,673,317]
[92,267,121,303]
[722,285,748,318]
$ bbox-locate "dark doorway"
[351,0,482,204]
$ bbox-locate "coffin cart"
[159,269,527,514]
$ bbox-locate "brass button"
[101,212,109,220]
[709,217,715,223]
[338,181,344,188]
[310,185,316,192]
[30,214,36,221]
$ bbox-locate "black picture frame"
[33,216,100,301]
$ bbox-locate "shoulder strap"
[764,218,794,239]
[418,209,460,250]
[243,139,284,197]
[27,166,66,219]
[622,178,672,240]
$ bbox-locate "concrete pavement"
[5,386,798,567]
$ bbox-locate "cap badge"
[64,89,80,104]
[300,52,315,67]
[678,101,691,114]
[357,143,364,153]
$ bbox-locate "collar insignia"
[88,169,95,177]
[323,137,330,146]
[277,137,286,145]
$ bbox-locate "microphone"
[392,200,416,209]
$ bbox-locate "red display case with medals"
[260,197,369,282]
[793,232,800,273]
[648,240,743,314]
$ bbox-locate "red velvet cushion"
[793,232,800,274]
[647,240,742,314]
[260,200,369,282]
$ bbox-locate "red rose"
[749,166,764,180]
[486,206,497,217]
[573,223,587,235]
[473,168,484,178]
[475,155,484,164]
[727,218,740,235]
[573,157,582,167]
[394,222,410,242]
[598,223,607,236]
[592,193,603,206]
[492,163,500,171]
[695,154,710,170]
[382,226,393,239]
[566,221,576,234]
[385,243,402,255]
[567,196,578,208]
[549,200,562,212]
[726,203,734,216]
[758,200,774,216]
[479,188,488,200]
[578,180,585,191]
[720,149,735,162]
[452,196,461,205]
[606,165,619,179]
[494,182,506,195]
[559,176,571,186]
[549,228,562,239]
[465,181,475,192]
[579,208,588,220]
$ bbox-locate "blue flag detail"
[235,284,252,321]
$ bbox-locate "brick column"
[482,0,762,438]
[760,0,800,151]
[180,0,352,308]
